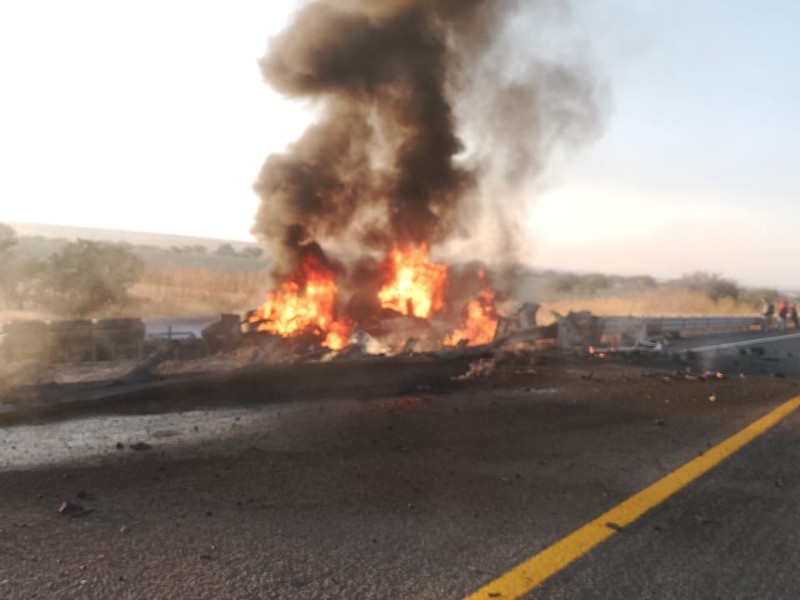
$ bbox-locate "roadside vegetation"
[0,223,270,320]
[128,267,267,316]
[538,270,780,323]
[0,223,790,322]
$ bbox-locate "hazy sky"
[0,1,797,288]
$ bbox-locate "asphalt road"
[671,329,800,377]
[529,407,800,600]
[1,358,799,599]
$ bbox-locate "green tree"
[42,240,144,316]
[624,275,657,292]
[215,243,237,257]
[0,223,19,302]
[550,272,611,296]
[550,273,580,294]
[0,223,16,253]
[8,258,48,309]
[580,273,612,295]
[671,271,740,302]
[239,246,264,259]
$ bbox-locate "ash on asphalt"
[0,352,485,426]
[683,340,800,378]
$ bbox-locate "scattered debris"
[400,337,420,353]
[555,311,604,351]
[150,429,180,439]
[683,371,725,382]
[345,329,391,356]
[693,515,717,525]
[383,396,430,412]
[202,314,242,353]
[605,521,624,532]
[528,387,559,395]
[453,358,495,381]
[58,501,93,517]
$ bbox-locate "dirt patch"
[0,360,138,400]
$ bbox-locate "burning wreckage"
[240,244,521,359]
[235,0,601,365]
[2,0,608,382]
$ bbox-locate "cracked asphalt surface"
[1,355,799,599]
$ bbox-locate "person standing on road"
[777,299,789,333]
[761,298,774,331]
[762,298,775,332]
[791,304,799,330]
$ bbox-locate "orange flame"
[249,255,352,349]
[323,319,354,351]
[588,345,606,359]
[378,244,447,318]
[445,288,499,346]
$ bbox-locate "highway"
[2,351,799,599]
[675,330,800,377]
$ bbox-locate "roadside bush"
[215,243,237,257]
[740,287,783,308]
[0,223,19,303]
[0,222,16,253]
[669,271,740,302]
[549,272,612,296]
[40,240,144,316]
[622,275,658,293]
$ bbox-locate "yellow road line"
[465,394,800,600]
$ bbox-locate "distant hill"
[6,222,270,273]
[7,222,260,252]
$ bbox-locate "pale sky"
[0,1,797,288]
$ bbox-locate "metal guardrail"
[603,316,760,335]
[147,329,197,340]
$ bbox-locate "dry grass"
[538,289,758,324]
[2,266,764,322]
[127,267,269,317]
[134,269,762,323]
[0,309,55,322]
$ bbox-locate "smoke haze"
[252,0,603,273]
